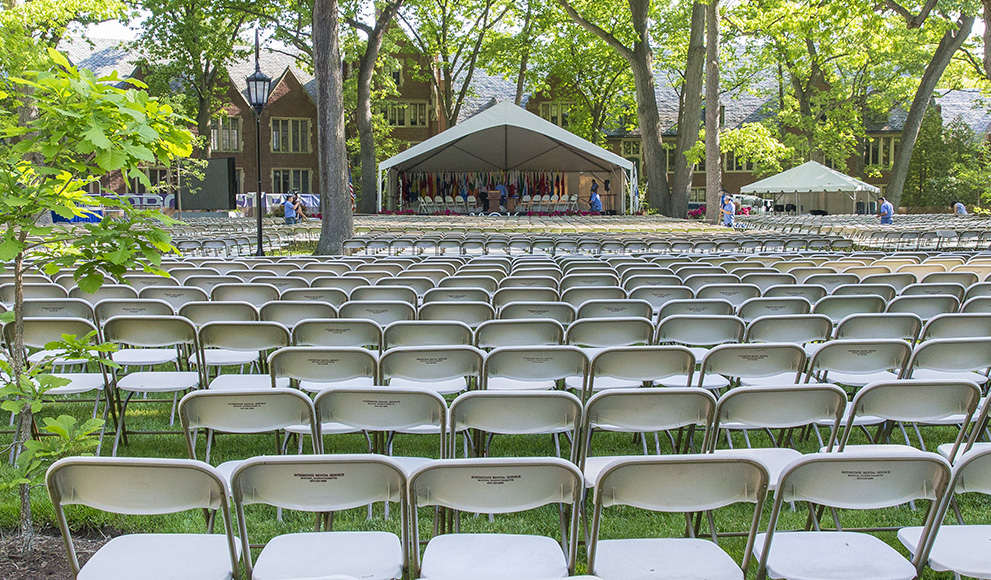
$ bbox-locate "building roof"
[457,69,525,123]
[60,36,139,82]
[935,88,991,136]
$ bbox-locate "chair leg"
[112,391,136,456]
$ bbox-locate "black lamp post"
[246,30,271,256]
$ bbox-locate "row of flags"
[397,171,569,206]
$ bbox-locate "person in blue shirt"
[283,194,297,225]
[878,196,894,225]
[720,195,735,227]
[589,181,603,212]
[954,201,968,215]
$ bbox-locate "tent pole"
[377,166,383,213]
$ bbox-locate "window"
[384,62,403,87]
[271,118,310,153]
[210,116,241,152]
[689,188,707,203]
[725,151,755,173]
[622,139,641,174]
[132,167,168,193]
[864,135,899,168]
[381,101,428,127]
[272,169,311,194]
[665,145,702,173]
[539,102,574,128]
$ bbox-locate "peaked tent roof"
[379,101,634,174]
[740,160,880,195]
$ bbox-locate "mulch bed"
[0,530,112,580]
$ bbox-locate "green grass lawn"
[2,378,985,579]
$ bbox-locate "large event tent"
[377,101,637,213]
[740,160,880,215]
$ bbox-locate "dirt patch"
[0,531,112,580]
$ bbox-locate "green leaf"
[83,125,113,150]
[0,238,24,261]
[95,148,128,172]
[46,48,72,70]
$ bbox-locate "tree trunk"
[670,0,705,218]
[704,0,721,224]
[12,247,34,555]
[629,53,670,214]
[514,0,533,106]
[356,47,379,214]
[314,0,353,254]
[886,13,974,209]
[197,94,213,159]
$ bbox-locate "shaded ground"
[0,531,109,580]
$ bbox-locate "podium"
[486,190,502,212]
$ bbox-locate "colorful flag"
[348,167,355,212]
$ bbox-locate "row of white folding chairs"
[47,439,991,579]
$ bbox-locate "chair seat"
[286,421,358,436]
[739,373,803,387]
[197,349,259,367]
[253,531,403,580]
[484,378,558,391]
[753,531,917,580]
[898,524,991,577]
[567,376,641,392]
[47,373,105,395]
[116,371,200,393]
[113,348,179,367]
[653,374,728,389]
[593,537,743,580]
[419,533,568,580]
[937,442,991,463]
[387,455,434,475]
[208,375,290,390]
[711,448,803,491]
[77,533,241,580]
[907,369,990,384]
[28,349,93,366]
[389,376,468,395]
[821,371,900,388]
[298,377,375,393]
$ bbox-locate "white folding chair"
[47,457,241,580]
[904,337,991,385]
[753,451,951,580]
[379,345,485,395]
[580,345,696,398]
[697,343,807,389]
[409,457,583,580]
[196,321,291,389]
[588,455,769,580]
[482,345,588,391]
[804,339,912,388]
[269,346,377,394]
[231,454,408,580]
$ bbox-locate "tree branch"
[555,0,633,61]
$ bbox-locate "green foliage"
[903,103,991,207]
[720,122,795,177]
[5,415,103,489]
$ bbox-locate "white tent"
[740,160,880,215]
[377,101,637,213]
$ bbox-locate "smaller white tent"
[377,101,637,213]
[740,160,880,215]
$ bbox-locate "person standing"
[720,194,735,227]
[953,201,968,215]
[877,196,894,225]
[283,194,297,225]
[589,180,603,212]
[292,192,308,221]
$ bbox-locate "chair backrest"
[658,298,734,319]
[499,275,559,290]
[886,294,961,321]
[626,285,694,312]
[902,282,967,301]
[576,298,653,320]
[292,318,382,349]
[210,283,280,307]
[423,287,491,303]
[838,379,981,456]
[179,389,318,460]
[737,297,812,322]
[585,346,696,397]
[763,284,827,302]
[921,313,991,340]
[694,284,762,308]
[314,387,447,457]
[138,286,209,311]
[475,319,565,349]
[438,275,499,293]
[813,295,887,324]
[492,287,558,309]
[280,286,349,307]
[834,312,923,342]
[560,286,625,308]
[20,298,94,321]
[102,315,198,348]
[449,390,583,461]
[269,346,378,386]
[408,457,583,575]
[339,300,416,325]
[178,300,259,326]
[805,339,912,380]
[418,301,495,327]
[655,315,745,347]
[311,276,370,293]
[905,337,991,376]
[589,456,769,577]
[861,272,916,292]
[699,342,807,383]
[383,320,473,349]
[258,300,338,328]
[498,301,576,325]
[565,316,654,348]
[482,345,588,389]
[198,320,291,353]
[350,285,418,305]
[379,345,485,385]
[582,387,715,455]
[710,384,847,450]
[7,317,100,353]
[93,298,174,325]
[68,284,137,304]
[0,283,68,303]
[231,454,408,580]
[47,457,238,577]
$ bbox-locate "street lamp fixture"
[246,30,271,256]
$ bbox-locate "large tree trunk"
[196,94,212,159]
[630,53,670,214]
[314,0,353,254]
[886,13,974,209]
[670,1,705,218]
[704,0,721,224]
[356,49,378,214]
[514,0,533,106]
